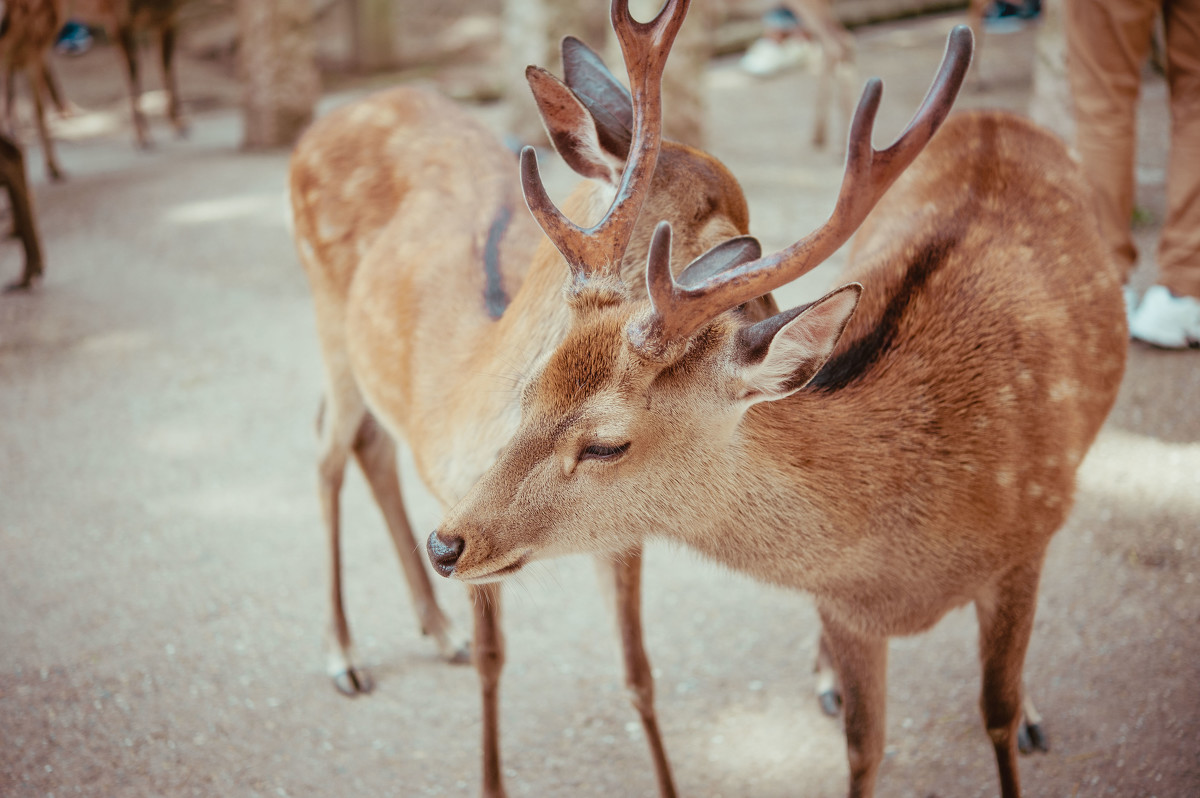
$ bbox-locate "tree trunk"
[351,0,396,71]
[237,0,321,150]
[503,0,608,147]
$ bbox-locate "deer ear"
[526,65,622,185]
[734,284,862,403]
[561,36,633,161]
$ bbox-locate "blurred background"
[1,1,1197,796]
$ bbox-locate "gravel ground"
[1,11,1197,798]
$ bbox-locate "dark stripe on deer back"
[483,203,513,319]
[807,228,961,393]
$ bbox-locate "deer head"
[426,20,973,583]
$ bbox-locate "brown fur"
[433,109,1126,798]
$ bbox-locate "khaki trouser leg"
[1065,0,1159,280]
[1159,1,1200,300]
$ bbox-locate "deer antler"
[629,25,974,357]
[520,0,690,289]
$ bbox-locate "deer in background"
[288,1,730,795]
[425,20,1128,798]
[68,0,189,148]
[0,0,68,179]
[0,0,187,179]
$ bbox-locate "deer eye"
[579,441,631,462]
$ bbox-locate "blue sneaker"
[55,21,93,56]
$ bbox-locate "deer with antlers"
[418,12,1126,798]
[289,2,712,795]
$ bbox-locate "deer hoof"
[818,688,842,717]
[332,667,373,696]
[1017,721,1049,754]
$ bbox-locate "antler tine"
[520,0,690,287]
[634,25,973,354]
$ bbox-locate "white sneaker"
[740,38,813,77]
[1129,284,1200,349]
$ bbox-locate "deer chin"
[454,549,534,584]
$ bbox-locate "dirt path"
[1,12,1197,798]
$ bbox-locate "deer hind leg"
[974,555,1047,798]
[814,626,843,717]
[315,387,374,695]
[817,610,888,798]
[27,62,63,181]
[597,547,677,797]
[159,21,187,137]
[0,134,43,291]
[1017,692,1048,753]
[115,24,151,148]
[350,412,469,664]
[471,582,507,798]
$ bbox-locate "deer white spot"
[1049,378,1079,403]
[996,385,1017,406]
[996,469,1016,489]
[318,218,345,243]
[345,166,374,196]
[298,238,316,264]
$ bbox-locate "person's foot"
[55,21,93,56]
[1129,285,1200,349]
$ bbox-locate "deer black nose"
[427,529,464,577]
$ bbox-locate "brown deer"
[425,21,1127,798]
[69,0,190,148]
[0,0,68,179]
[288,1,717,795]
[0,129,43,290]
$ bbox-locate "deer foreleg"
[817,610,888,798]
[159,22,187,137]
[605,548,677,797]
[116,24,150,148]
[2,65,14,133]
[41,61,68,116]
[316,392,372,695]
[0,135,42,291]
[974,555,1045,798]
[351,412,469,664]
[471,582,507,798]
